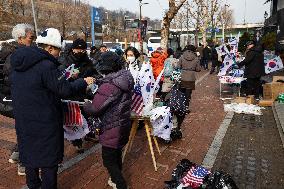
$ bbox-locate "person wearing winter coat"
[196,43,204,67]
[0,23,35,176]
[59,38,99,152]
[84,51,134,189]
[210,45,220,74]
[202,44,211,70]
[150,47,168,79]
[237,40,265,99]
[175,45,201,127]
[59,38,98,80]
[10,28,93,189]
[174,47,183,59]
[162,48,178,95]
[124,46,141,81]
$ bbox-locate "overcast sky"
[86,0,270,24]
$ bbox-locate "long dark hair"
[125,46,140,59]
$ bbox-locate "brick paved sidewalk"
[57,71,226,189]
[0,70,227,189]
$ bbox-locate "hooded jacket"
[84,69,134,149]
[10,46,87,168]
[150,51,168,79]
[176,50,201,87]
[238,46,265,78]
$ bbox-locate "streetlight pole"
[139,0,149,54]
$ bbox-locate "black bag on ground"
[166,84,188,116]
[164,159,195,189]
[202,171,238,189]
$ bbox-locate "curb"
[272,102,284,149]
[202,111,234,169]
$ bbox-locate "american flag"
[181,166,211,188]
[131,84,144,116]
[63,101,83,127]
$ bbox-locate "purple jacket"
[84,69,134,149]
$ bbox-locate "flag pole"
[31,0,38,35]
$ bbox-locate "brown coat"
[176,50,201,89]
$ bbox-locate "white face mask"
[127,57,136,63]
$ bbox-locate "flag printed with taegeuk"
[264,55,283,74]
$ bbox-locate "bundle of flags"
[131,61,164,116]
[149,106,173,141]
[62,101,90,141]
[218,54,236,76]
[62,101,83,127]
[215,44,230,56]
[131,84,144,116]
[179,166,211,188]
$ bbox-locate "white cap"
[36,28,62,48]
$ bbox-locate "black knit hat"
[245,40,255,47]
[72,38,87,49]
[95,51,125,75]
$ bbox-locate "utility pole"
[186,2,189,44]
[31,0,38,36]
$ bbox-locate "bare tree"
[171,8,187,34]
[161,0,188,49]
[216,5,234,37]
[187,0,220,45]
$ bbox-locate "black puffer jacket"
[238,46,265,78]
[0,43,17,118]
[84,69,134,149]
[59,52,98,79]
[59,52,99,101]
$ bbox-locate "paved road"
[213,108,284,189]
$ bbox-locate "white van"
[147,37,161,57]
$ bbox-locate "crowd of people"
[0,22,264,189]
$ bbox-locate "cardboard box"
[263,83,284,100]
[246,95,255,104]
[273,76,284,83]
[259,99,274,107]
[234,97,247,103]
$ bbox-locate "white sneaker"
[17,164,26,176]
[107,178,117,189]
[8,151,19,164]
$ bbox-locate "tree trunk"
[161,18,170,49]
[202,31,207,45]
[160,0,187,50]
[195,29,199,46]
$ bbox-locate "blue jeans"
[203,59,209,70]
